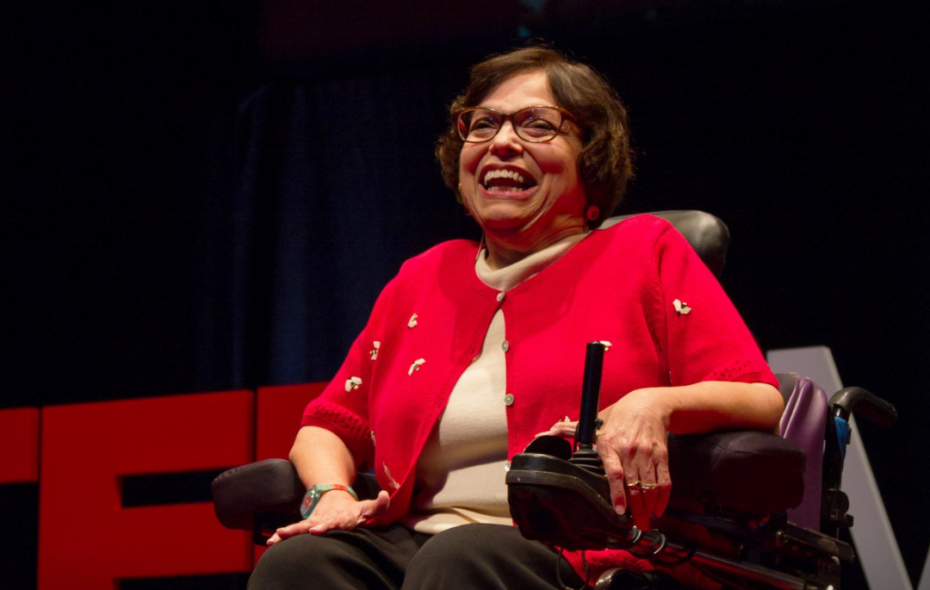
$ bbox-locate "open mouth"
[481,168,538,193]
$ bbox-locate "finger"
[267,532,281,546]
[638,487,656,523]
[534,421,578,438]
[598,445,626,514]
[553,421,577,437]
[273,522,304,541]
[359,490,391,523]
[627,437,668,523]
[637,445,670,519]
[371,490,391,515]
[625,474,649,530]
[637,466,659,521]
[655,457,672,518]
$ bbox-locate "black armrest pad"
[212,459,304,530]
[668,430,806,513]
[212,459,382,531]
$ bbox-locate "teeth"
[483,169,526,186]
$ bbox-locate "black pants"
[247,523,587,590]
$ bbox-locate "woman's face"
[459,70,586,241]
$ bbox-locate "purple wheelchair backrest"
[779,373,829,529]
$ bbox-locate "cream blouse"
[402,233,586,533]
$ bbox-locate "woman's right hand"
[267,489,391,546]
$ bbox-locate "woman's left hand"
[535,389,671,530]
[595,388,672,531]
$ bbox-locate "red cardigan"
[302,215,777,579]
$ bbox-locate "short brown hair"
[436,46,633,227]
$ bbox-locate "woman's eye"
[520,119,557,137]
[524,119,556,130]
[471,118,497,130]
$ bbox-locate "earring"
[586,206,600,221]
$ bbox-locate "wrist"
[300,484,358,519]
[625,387,673,429]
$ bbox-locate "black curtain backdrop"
[3,1,930,589]
[197,72,476,390]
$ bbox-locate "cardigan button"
[501,340,510,352]
[496,292,505,302]
[503,393,515,406]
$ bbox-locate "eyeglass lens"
[458,107,564,142]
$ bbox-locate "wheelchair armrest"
[668,430,806,513]
[212,459,305,531]
[211,459,381,532]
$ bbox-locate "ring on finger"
[624,480,642,488]
[639,483,659,490]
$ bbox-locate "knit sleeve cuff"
[702,357,779,388]
[302,400,374,470]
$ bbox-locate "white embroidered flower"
[407,313,418,328]
[383,463,400,490]
[370,341,381,361]
[344,376,363,392]
[408,358,425,376]
[673,299,692,315]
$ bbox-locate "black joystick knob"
[570,341,607,475]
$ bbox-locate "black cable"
[556,548,590,590]
[629,531,667,559]
[650,542,698,567]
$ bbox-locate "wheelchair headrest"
[601,211,730,279]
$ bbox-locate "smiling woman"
[248,46,784,590]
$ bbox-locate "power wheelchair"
[212,211,896,589]
[505,342,895,590]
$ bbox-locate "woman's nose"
[489,121,523,157]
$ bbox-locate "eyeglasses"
[456,106,575,143]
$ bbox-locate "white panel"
[919,546,930,590]
[767,346,913,590]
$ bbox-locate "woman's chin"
[476,206,536,231]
